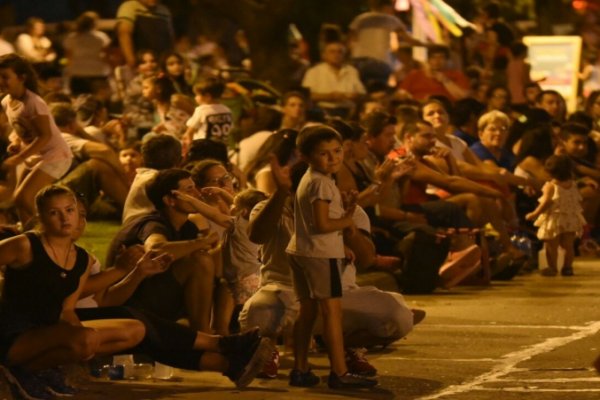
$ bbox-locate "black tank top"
[0,232,88,325]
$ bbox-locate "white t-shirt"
[302,63,366,99]
[61,132,88,161]
[63,30,111,77]
[435,135,468,162]
[186,104,233,143]
[15,33,54,63]
[122,168,158,224]
[237,130,274,171]
[223,215,261,282]
[349,11,405,65]
[286,168,346,259]
[1,90,72,164]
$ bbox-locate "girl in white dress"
[526,155,585,276]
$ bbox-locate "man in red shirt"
[400,45,469,102]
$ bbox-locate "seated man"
[239,156,417,378]
[392,121,533,266]
[106,168,220,332]
[50,103,129,208]
[399,45,469,102]
[302,41,366,117]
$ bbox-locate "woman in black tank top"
[0,185,145,398]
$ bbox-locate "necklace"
[43,234,72,278]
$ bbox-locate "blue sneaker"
[1,366,53,400]
[38,367,77,396]
[289,368,320,387]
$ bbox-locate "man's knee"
[240,291,288,337]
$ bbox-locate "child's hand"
[341,190,358,214]
[525,212,537,221]
[171,189,202,205]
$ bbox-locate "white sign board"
[523,36,582,113]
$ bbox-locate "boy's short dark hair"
[427,45,450,59]
[193,77,225,99]
[399,120,432,141]
[234,189,268,212]
[142,135,182,170]
[544,154,573,181]
[326,118,364,142]
[535,90,562,104]
[186,139,229,165]
[509,41,528,58]
[121,139,142,154]
[50,103,76,128]
[296,124,343,157]
[362,110,397,138]
[146,168,191,210]
[560,122,589,141]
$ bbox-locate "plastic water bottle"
[153,362,174,380]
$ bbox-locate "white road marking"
[380,357,496,362]
[494,377,600,383]
[474,388,600,392]
[422,324,582,330]
[419,321,600,399]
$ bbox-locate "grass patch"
[79,220,121,267]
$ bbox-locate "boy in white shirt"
[285,125,377,389]
[183,78,233,151]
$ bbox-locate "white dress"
[534,181,586,240]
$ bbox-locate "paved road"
[3,259,599,399]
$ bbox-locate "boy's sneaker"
[289,368,320,387]
[1,366,53,400]
[219,327,261,356]
[257,349,280,379]
[38,367,77,396]
[345,348,377,377]
[327,371,378,389]
[223,336,274,388]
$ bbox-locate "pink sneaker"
[439,245,482,289]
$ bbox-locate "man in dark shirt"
[106,169,219,332]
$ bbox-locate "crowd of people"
[1,0,600,398]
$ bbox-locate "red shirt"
[400,69,469,101]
